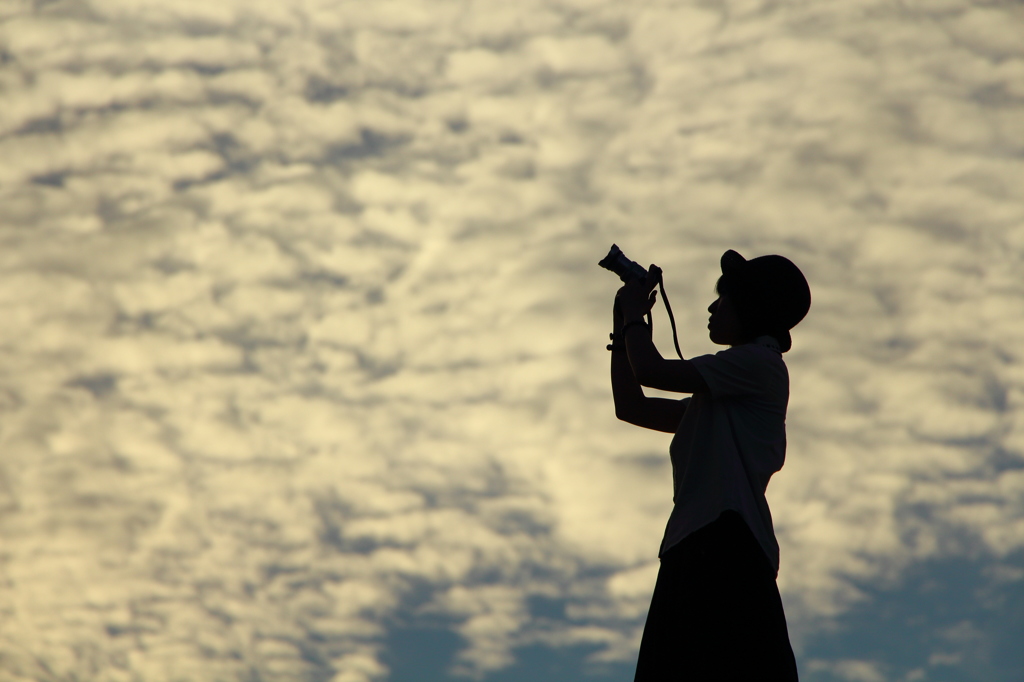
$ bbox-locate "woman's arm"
[623,323,709,394]
[615,267,709,395]
[611,301,689,433]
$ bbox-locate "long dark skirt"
[634,510,798,681]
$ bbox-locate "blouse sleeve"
[689,346,767,399]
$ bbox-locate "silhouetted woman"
[610,250,809,681]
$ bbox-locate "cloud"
[1,0,1023,679]
[806,659,888,682]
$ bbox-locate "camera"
[598,244,648,283]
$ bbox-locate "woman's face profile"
[707,295,744,346]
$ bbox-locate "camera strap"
[656,276,683,360]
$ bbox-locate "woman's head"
[711,250,811,351]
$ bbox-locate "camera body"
[598,244,648,283]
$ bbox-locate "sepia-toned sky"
[1,0,1023,680]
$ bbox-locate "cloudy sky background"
[0,0,1023,680]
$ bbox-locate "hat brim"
[721,249,746,275]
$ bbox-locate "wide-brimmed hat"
[720,249,811,352]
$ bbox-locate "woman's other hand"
[615,265,661,323]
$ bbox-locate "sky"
[0,0,1022,681]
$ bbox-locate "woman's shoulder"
[717,340,789,390]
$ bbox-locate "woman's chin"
[709,330,736,346]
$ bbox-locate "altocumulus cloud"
[0,0,1023,680]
